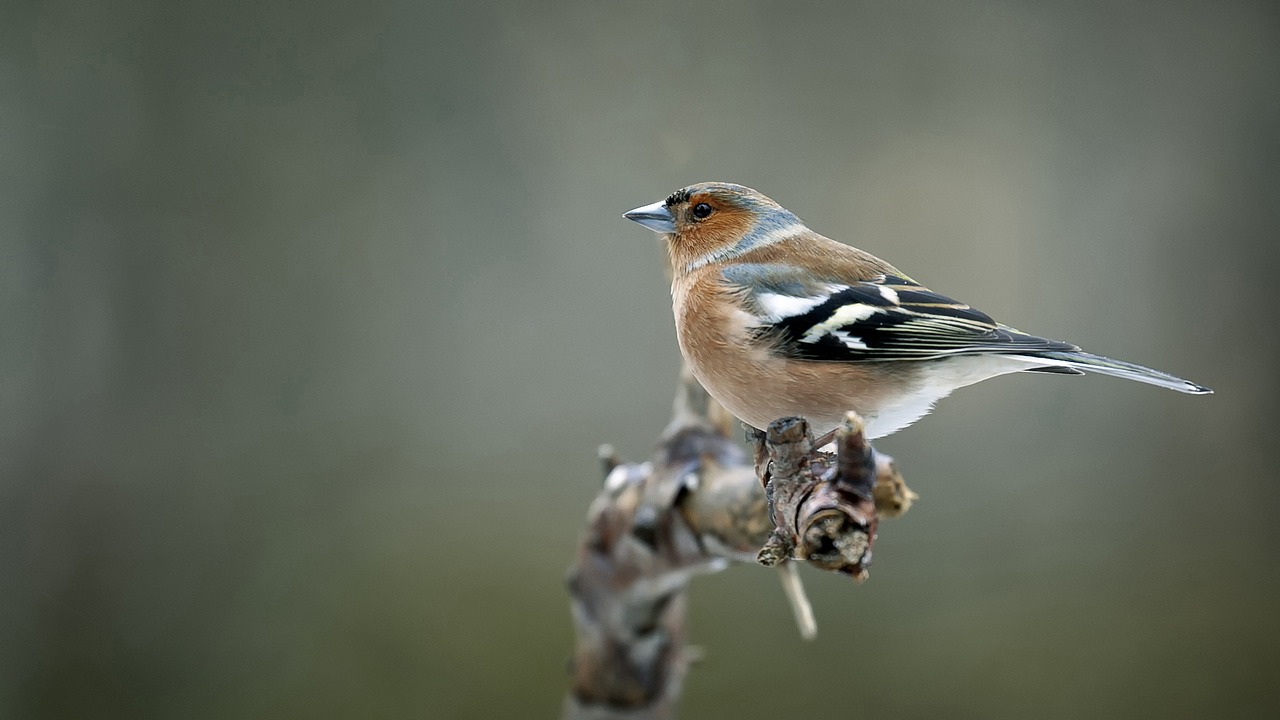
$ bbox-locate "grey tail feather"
[1022,351,1212,394]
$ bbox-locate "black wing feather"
[744,272,1078,363]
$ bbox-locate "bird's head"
[624,182,804,273]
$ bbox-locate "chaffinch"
[624,182,1211,440]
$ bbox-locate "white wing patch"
[800,303,883,343]
[755,292,830,322]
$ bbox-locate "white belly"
[861,355,1028,438]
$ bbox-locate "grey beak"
[623,200,676,234]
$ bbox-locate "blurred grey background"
[2,0,1278,718]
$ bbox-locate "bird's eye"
[692,203,713,219]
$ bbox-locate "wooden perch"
[564,367,916,719]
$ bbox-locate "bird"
[624,182,1211,441]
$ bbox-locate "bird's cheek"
[685,226,731,254]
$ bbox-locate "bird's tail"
[1013,351,1212,395]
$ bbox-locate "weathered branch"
[564,368,915,719]
[757,413,896,580]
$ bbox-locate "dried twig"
[564,369,915,719]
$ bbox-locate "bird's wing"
[721,263,1079,362]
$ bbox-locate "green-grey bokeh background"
[4,1,1279,718]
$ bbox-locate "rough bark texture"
[564,367,915,719]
